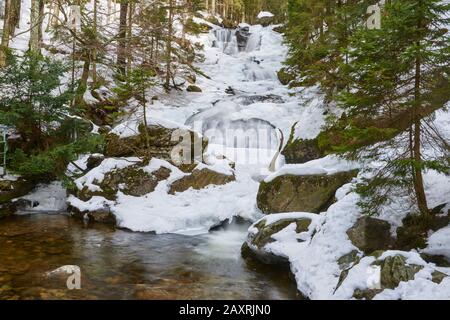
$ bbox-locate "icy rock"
[257,170,358,214]
[346,216,394,254]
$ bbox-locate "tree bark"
[0,0,11,67]
[29,0,41,53]
[117,0,128,76]
[164,0,174,91]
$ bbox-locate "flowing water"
[0,214,300,300]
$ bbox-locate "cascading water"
[213,29,239,55]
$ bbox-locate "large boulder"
[257,170,358,214]
[346,216,394,254]
[282,137,323,164]
[169,168,235,194]
[105,123,206,164]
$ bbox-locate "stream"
[0,213,300,300]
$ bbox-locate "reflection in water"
[0,214,300,300]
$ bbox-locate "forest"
[0,0,449,301]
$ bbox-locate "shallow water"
[0,214,300,300]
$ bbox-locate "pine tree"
[284,0,369,98]
[337,0,450,219]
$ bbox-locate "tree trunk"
[0,0,11,67]
[411,6,429,217]
[412,51,429,217]
[117,0,128,76]
[10,0,21,33]
[92,0,98,85]
[164,0,174,91]
[29,0,41,53]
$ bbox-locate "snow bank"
[264,155,360,182]
[257,11,274,19]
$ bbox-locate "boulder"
[377,255,423,289]
[249,218,311,249]
[282,137,323,164]
[350,254,423,300]
[70,205,116,224]
[0,178,34,204]
[347,216,394,254]
[0,199,36,218]
[169,168,235,194]
[236,26,251,51]
[77,165,171,201]
[277,68,295,86]
[105,123,206,164]
[86,154,105,170]
[257,170,358,214]
[186,85,202,93]
[242,216,312,265]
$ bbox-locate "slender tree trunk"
[117,0,128,76]
[412,49,429,217]
[29,0,41,53]
[164,0,174,91]
[126,2,133,75]
[10,0,21,33]
[92,0,98,86]
[0,0,11,67]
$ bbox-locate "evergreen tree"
[0,52,101,179]
[337,0,450,219]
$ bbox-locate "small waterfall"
[213,29,239,55]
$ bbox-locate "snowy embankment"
[246,108,450,299]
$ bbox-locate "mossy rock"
[250,218,312,249]
[78,165,171,202]
[0,179,35,204]
[257,170,358,214]
[347,216,394,254]
[282,137,323,164]
[242,216,311,265]
[376,255,423,289]
[105,123,207,163]
[169,168,235,194]
[431,271,448,284]
[352,254,423,300]
[277,68,296,86]
[187,85,202,93]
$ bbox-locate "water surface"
[0,214,300,300]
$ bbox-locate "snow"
[257,11,274,19]
[19,181,67,212]
[264,155,360,182]
[423,225,450,259]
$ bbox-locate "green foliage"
[0,52,102,179]
[10,134,104,179]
